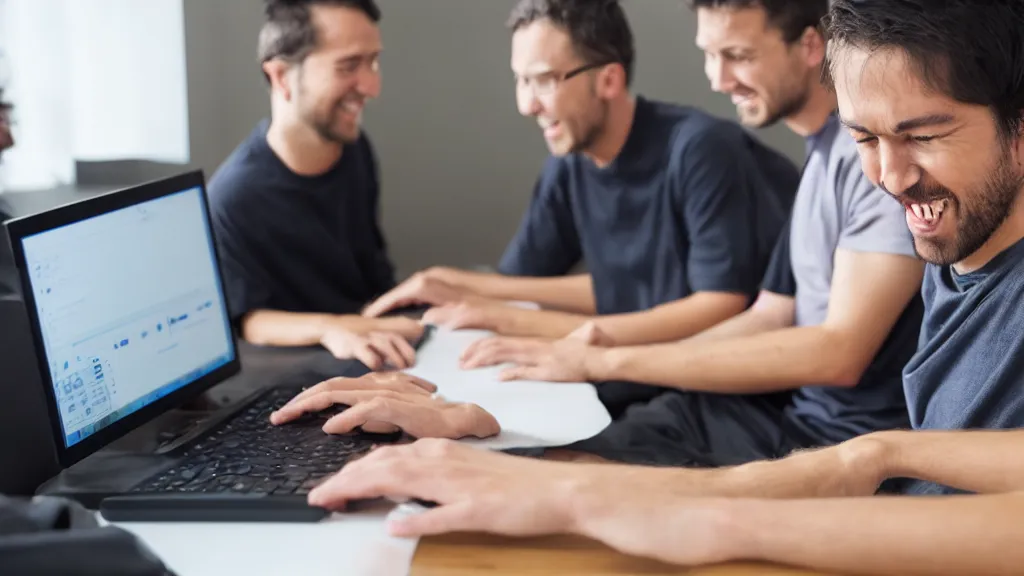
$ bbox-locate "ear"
[262,59,294,101]
[597,63,629,99]
[799,26,826,69]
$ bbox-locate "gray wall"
[180,0,805,278]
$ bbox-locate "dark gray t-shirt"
[901,238,1024,495]
[775,115,923,445]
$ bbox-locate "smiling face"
[695,6,817,128]
[511,19,611,156]
[833,45,1024,268]
[291,4,383,144]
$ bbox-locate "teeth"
[932,200,946,215]
[911,204,924,219]
[924,204,934,220]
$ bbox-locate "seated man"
[364,0,802,361]
[208,0,421,370]
[302,2,1024,574]
[457,0,924,463]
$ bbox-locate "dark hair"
[258,0,381,82]
[507,0,636,86]
[689,0,828,44]
[823,0,1024,139]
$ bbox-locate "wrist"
[839,430,900,493]
[584,346,618,381]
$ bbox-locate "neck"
[784,83,838,138]
[583,95,637,168]
[265,109,343,176]
[953,190,1024,274]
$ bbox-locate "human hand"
[320,323,421,370]
[362,273,476,318]
[459,335,596,382]
[307,439,738,567]
[422,302,510,332]
[270,373,500,439]
[567,320,616,347]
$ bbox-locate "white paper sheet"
[404,327,611,449]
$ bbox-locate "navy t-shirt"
[208,120,396,323]
[498,96,800,317]
[901,238,1024,495]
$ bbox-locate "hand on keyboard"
[269,373,500,440]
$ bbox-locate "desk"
[91,332,819,576]
[414,534,827,575]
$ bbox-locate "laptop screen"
[17,185,235,449]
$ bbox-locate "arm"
[242,310,422,347]
[579,292,748,345]
[720,494,1024,576]
[577,491,1024,575]
[428,268,596,314]
[588,249,924,393]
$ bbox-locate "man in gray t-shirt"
[453,0,926,467]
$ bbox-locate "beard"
[566,100,610,155]
[303,97,361,145]
[899,150,1024,266]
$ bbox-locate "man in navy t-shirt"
[363,0,800,382]
[208,0,422,370]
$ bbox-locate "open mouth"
[540,120,562,140]
[904,198,950,235]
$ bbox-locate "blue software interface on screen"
[20,187,235,448]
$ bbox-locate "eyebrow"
[840,113,956,135]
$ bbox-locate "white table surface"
[110,327,611,576]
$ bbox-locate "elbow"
[817,334,869,388]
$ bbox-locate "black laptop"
[4,171,407,522]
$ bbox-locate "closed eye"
[912,135,937,143]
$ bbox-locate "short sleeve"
[836,158,917,257]
[677,127,759,296]
[760,216,796,297]
[497,158,582,276]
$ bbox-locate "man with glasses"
[207,0,424,371]
[365,0,801,416]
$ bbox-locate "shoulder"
[648,102,750,161]
[207,121,275,214]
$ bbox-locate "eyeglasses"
[514,61,615,98]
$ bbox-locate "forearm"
[493,308,590,339]
[593,292,747,346]
[725,493,1024,576]
[242,310,397,347]
[881,429,1024,494]
[591,325,856,394]
[428,268,596,314]
[242,310,335,346]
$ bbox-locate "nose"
[516,86,542,118]
[877,141,922,197]
[357,65,382,99]
[706,57,736,94]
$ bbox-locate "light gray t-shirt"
[782,114,923,445]
[790,114,917,325]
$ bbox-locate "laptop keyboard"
[131,386,397,496]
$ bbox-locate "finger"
[499,366,543,382]
[363,292,415,318]
[309,458,414,509]
[462,342,542,369]
[421,305,454,325]
[394,373,438,393]
[323,398,453,439]
[388,334,418,368]
[272,390,395,424]
[369,334,410,370]
[352,343,385,371]
[388,501,477,538]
